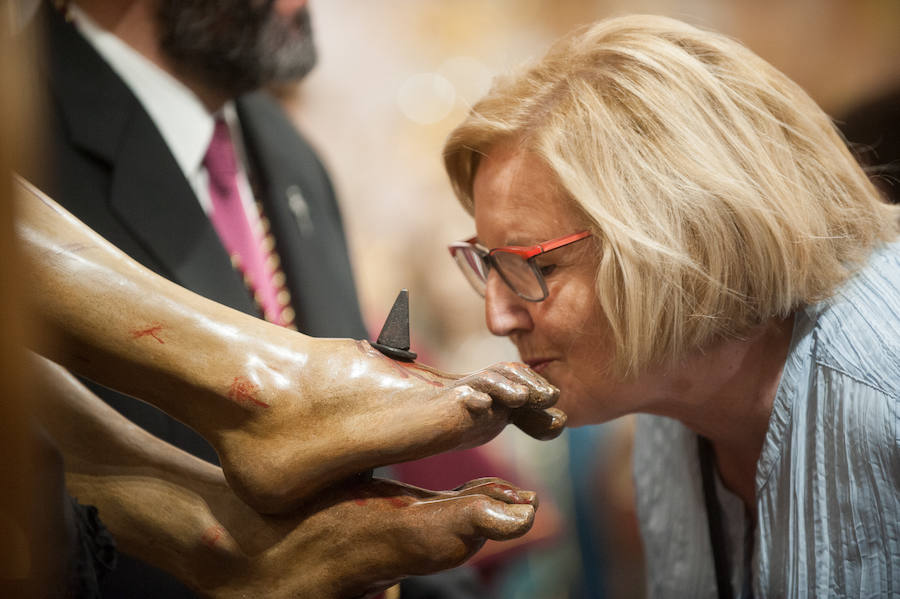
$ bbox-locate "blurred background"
[274,1,900,598]
[6,0,895,596]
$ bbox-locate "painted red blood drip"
[385,359,410,379]
[402,363,446,387]
[402,364,443,387]
[201,525,225,548]
[358,339,444,387]
[131,323,165,343]
[228,376,269,408]
[61,241,94,253]
[387,496,410,508]
[489,483,526,503]
[383,357,446,386]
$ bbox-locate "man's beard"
[157,0,317,98]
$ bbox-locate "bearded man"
[25,0,380,595]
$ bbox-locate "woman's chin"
[554,392,592,427]
[554,388,621,427]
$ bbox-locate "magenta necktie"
[204,118,289,326]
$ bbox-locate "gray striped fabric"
[633,239,900,598]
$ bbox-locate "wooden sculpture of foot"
[15,176,566,516]
[196,477,539,599]
[212,338,565,513]
[37,356,543,599]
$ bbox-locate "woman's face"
[472,141,637,426]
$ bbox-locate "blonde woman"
[444,14,900,598]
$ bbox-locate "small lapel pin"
[285,185,314,237]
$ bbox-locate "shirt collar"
[68,4,219,181]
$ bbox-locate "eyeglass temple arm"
[536,230,592,253]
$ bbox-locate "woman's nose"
[484,270,532,337]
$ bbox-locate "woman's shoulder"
[804,239,900,399]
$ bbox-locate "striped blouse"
[633,239,900,598]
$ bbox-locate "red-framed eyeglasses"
[448,230,592,301]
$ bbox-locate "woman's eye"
[539,264,557,277]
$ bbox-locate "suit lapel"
[44,7,258,315]
[108,118,258,313]
[236,93,368,339]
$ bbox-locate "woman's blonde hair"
[444,14,900,377]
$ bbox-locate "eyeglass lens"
[452,247,488,295]
[491,251,545,300]
[452,246,546,301]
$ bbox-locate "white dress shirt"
[69,4,262,227]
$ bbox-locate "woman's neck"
[644,315,795,511]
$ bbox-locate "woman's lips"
[523,359,553,375]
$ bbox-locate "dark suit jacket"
[27,7,368,597]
